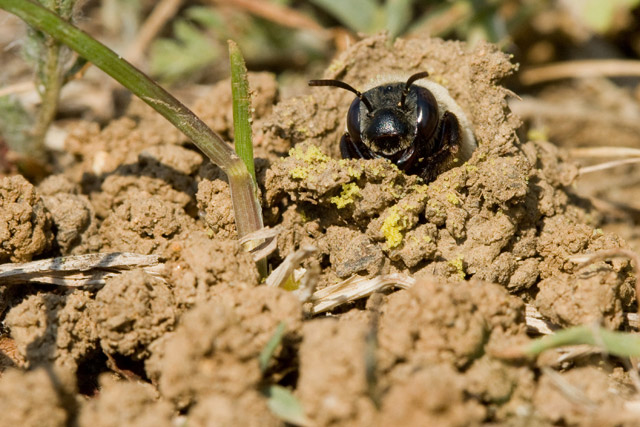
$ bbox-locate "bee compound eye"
[414,87,439,143]
[346,97,361,141]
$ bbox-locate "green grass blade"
[228,40,266,277]
[385,0,414,38]
[228,40,256,183]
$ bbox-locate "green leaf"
[567,0,640,33]
[385,0,414,38]
[150,20,219,82]
[185,6,224,29]
[307,0,377,33]
[264,385,310,426]
[259,322,286,372]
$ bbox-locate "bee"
[309,72,476,182]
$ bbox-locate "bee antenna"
[400,71,430,108]
[309,79,374,112]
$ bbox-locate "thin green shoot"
[228,39,266,276]
[228,40,256,183]
[259,321,286,373]
[498,325,640,359]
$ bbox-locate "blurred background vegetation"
[2,0,640,175]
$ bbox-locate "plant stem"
[0,0,264,266]
[29,0,76,162]
[31,34,62,161]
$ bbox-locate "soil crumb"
[187,390,279,427]
[91,269,176,360]
[0,175,53,262]
[164,231,259,307]
[78,375,174,427]
[5,290,97,370]
[38,175,101,255]
[0,367,75,427]
[146,285,301,410]
[297,317,377,426]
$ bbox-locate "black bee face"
[309,72,476,182]
[346,82,440,170]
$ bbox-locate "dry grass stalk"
[540,366,598,411]
[569,147,640,159]
[0,253,163,286]
[0,81,35,97]
[510,97,640,128]
[210,0,326,35]
[520,59,640,85]
[579,158,640,175]
[310,273,415,314]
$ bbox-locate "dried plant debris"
[0,252,163,287]
[263,34,635,327]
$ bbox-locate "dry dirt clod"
[164,231,259,307]
[38,175,101,255]
[379,364,486,426]
[0,367,76,427]
[5,290,98,370]
[296,317,377,426]
[377,277,527,374]
[91,269,177,360]
[186,390,280,427]
[77,374,174,427]
[145,301,261,410]
[146,285,301,411]
[196,171,237,239]
[98,194,197,255]
[0,175,53,262]
[533,366,635,426]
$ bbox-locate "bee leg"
[340,133,375,160]
[340,133,357,158]
[416,112,462,182]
